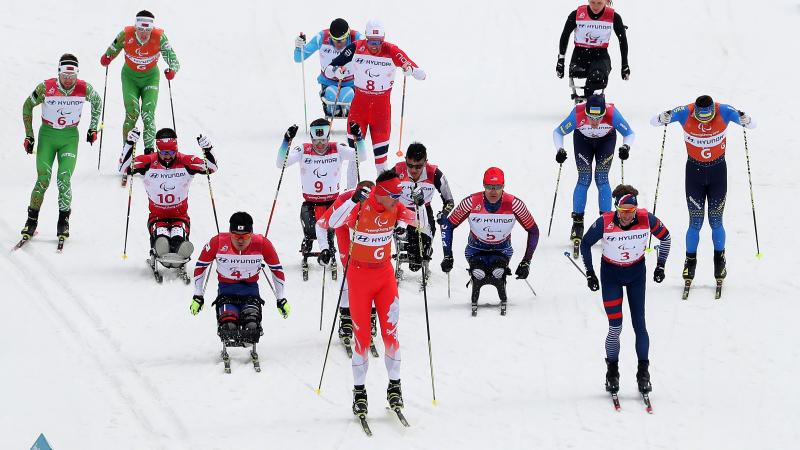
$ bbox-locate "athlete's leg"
[585,55,612,96]
[299,201,317,252]
[347,93,369,153]
[338,86,355,116]
[368,95,392,173]
[624,263,649,361]
[685,161,707,254]
[121,67,142,148]
[372,263,400,380]
[215,297,241,341]
[239,296,264,343]
[600,262,625,362]
[707,162,728,251]
[593,133,616,213]
[347,263,380,385]
[29,127,58,210]
[572,133,594,214]
[54,129,79,212]
[139,69,161,150]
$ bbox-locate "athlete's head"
[694,95,716,123]
[375,169,402,209]
[330,18,350,50]
[483,167,505,203]
[585,94,607,127]
[612,184,639,226]
[155,128,178,166]
[365,19,385,54]
[405,142,427,181]
[229,211,254,251]
[309,118,331,153]
[58,54,79,90]
[135,10,155,41]
[588,0,608,15]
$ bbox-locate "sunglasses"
[158,150,177,157]
[331,32,349,42]
[616,206,636,213]
[484,184,503,191]
[367,39,384,46]
[59,72,78,80]
[406,161,426,169]
[231,232,253,240]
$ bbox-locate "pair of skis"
[146,256,191,284]
[302,254,338,282]
[341,335,379,359]
[12,233,66,253]
[609,390,653,414]
[221,342,261,374]
[682,278,724,300]
[357,407,410,437]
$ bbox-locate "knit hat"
[585,94,607,118]
[229,212,254,233]
[483,167,505,185]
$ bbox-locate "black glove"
[349,122,361,139]
[317,248,332,266]
[441,255,454,273]
[394,226,408,239]
[351,185,371,203]
[621,64,630,80]
[618,144,630,160]
[284,124,298,141]
[437,202,454,224]
[86,129,98,145]
[653,265,665,283]
[411,188,425,206]
[515,260,530,279]
[586,269,600,291]
[190,295,204,315]
[556,148,567,164]
[556,55,565,79]
[23,136,35,154]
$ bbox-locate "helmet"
[694,95,715,122]
[309,118,331,141]
[585,94,607,118]
[229,211,254,233]
[330,18,349,40]
[58,53,79,74]
[365,19,385,39]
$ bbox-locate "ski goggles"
[230,231,253,241]
[483,184,504,191]
[155,138,178,151]
[586,106,606,120]
[616,205,637,213]
[135,18,154,31]
[331,31,350,42]
[158,149,177,157]
[366,37,384,46]
[694,105,715,122]
[310,124,330,140]
[58,72,78,80]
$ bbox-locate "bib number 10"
[157,193,176,204]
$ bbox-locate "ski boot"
[682,253,697,280]
[338,307,353,345]
[387,379,404,410]
[497,274,508,316]
[713,250,727,280]
[470,272,481,317]
[352,385,368,417]
[300,238,312,281]
[570,212,584,259]
[636,360,652,394]
[370,307,378,339]
[218,322,239,342]
[605,358,620,393]
[241,322,262,344]
[21,207,39,238]
[153,236,170,258]
[56,209,71,238]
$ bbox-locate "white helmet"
[365,19,385,39]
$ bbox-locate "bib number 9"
[315,181,324,193]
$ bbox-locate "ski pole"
[122,146,136,260]
[299,33,308,134]
[319,266,326,331]
[97,66,109,170]
[546,163,564,237]
[742,128,763,258]
[395,77,408,157]
[522,278,537,297]
[646,126,667,252]
[265,138,293,236]
[167,78,177,134]
[416,207,437,405]
[563,251,586,277]
[620,159,625,184]
[200,152,221,292]
[328,79,342,126]
[447,272,451,299]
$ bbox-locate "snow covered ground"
[1,1,798,449]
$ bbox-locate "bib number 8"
[366,80,375,91]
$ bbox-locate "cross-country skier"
[294,18,363,118]
[651,95,755,286]
[278,119,366,281]
[440,167,539,316]
[326,170,416,418]
[101,10,180,154]
[19,54,102,247]
[315,180,378,355]
[119,127,217,282]
[556,0,629,102]
[329,19,427,173]
[392,142,455,278]
[579,185,671,397]
[191,212,289,348]
[553,94,634,257]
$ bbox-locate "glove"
[556,148,567,164]
[23,136,35,154]
[738,110,752,127]
[317,248,332,266]
[586,270,600,291]
[621,64,630,80]
[403,64,414,76]
[441,255,454,273]
[190,295,204,315]
[164,68,176,81]
[412,67,426,80]
[197,134,213,150]
[653,265,665,283]
[618,144,630,160]
[394,226,408,239]
[349,122,361,139]
[658,110,672,125]
[100,54,112,67]
[330,66,347,80]
[411,187,425,206]
[556,55,565,79]
[436,201,455,225]
[351,185,371,203]
[515,260,530,280]
[86,129,98,145]
[276,298,291,319]
[284,124,298,141]
[295,34,306,49]
[126,127,141,145]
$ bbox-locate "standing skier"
[440,167,539,316]
[556,0,629,102]
[553,94,634,257]
[118,127,217,281]
[329,19,427,173]
[392,142,455,277]
[651,95,755,287]
[19,54,102,247]
[278,119,366,280]
[579,185,671,399]
[294,18,363,117]
[326,170,416,418]
[191,212,289,348]
[101,10,180,154]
